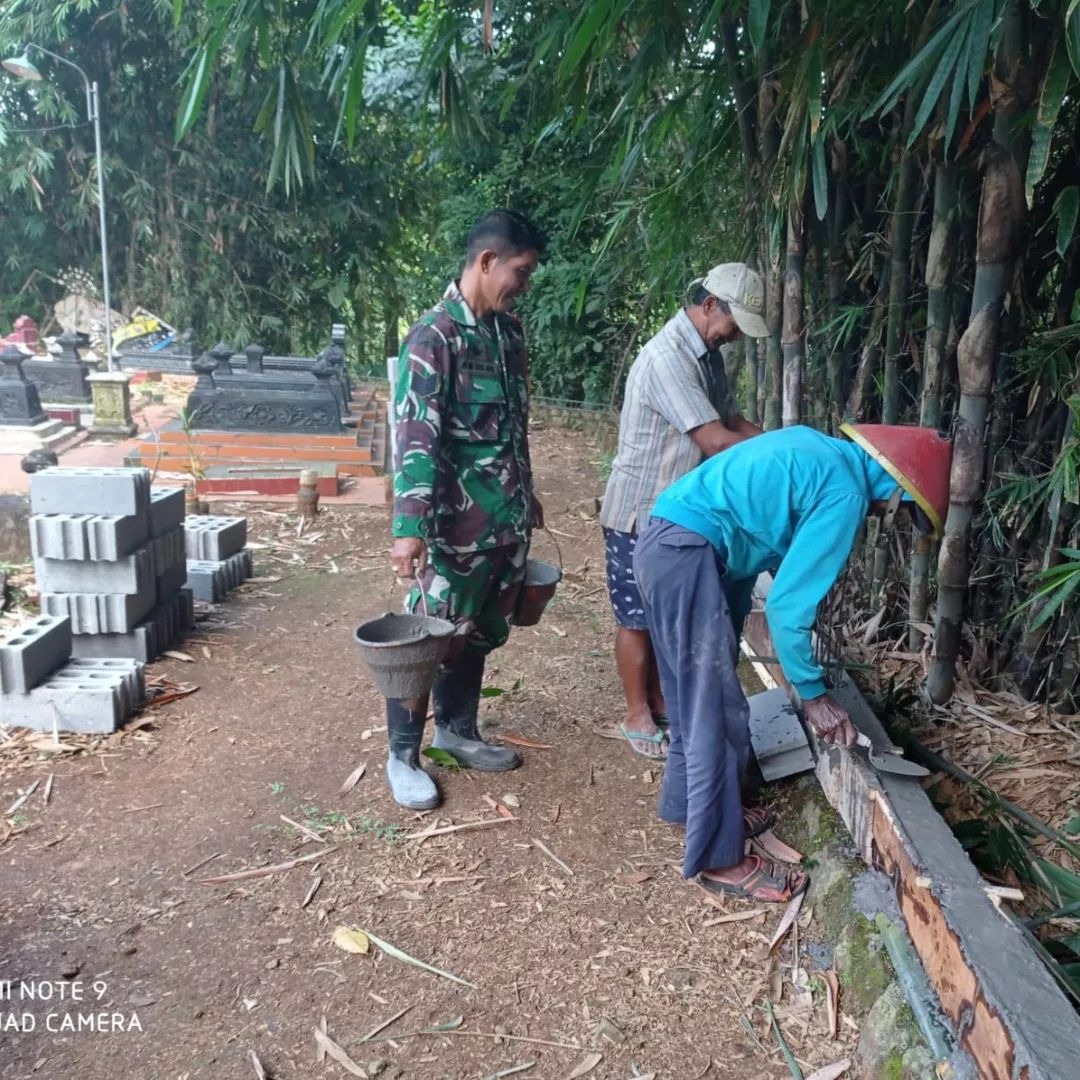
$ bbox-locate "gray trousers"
[634,518,755,877]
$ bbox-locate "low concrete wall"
[743,583,1080,1079]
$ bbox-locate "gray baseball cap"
[701,263,768,338]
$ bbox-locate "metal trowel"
[855,731,930,778]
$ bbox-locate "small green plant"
[179,406,206,481]
[423,747,461,770]
[594,450,615,481]
[1012,548,1080,631]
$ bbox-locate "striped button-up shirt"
[600,309,738,534]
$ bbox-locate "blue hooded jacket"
[650,425,901,699]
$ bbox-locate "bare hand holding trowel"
[802,694,929,777]
[803,694,858,746]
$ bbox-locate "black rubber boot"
[385,698,440,810]
[432,649,521,772]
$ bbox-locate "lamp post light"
[3,45,114,372]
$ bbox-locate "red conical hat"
[840,423,952,538]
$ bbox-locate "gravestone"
[23,329,92,403]
[0,315,41,353]
[0,345,47,425]
[236,341,349,415]
[183,342,344,434]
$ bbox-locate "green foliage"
[867,0,1005,154]
[1017,549,1080,631]
[422,746,462,770]
[0,0,435,363]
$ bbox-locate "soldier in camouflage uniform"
[387,210,545,810]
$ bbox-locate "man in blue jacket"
[633,423,952,903]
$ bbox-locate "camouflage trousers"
[406,542,529,656]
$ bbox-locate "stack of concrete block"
[0,613,144,733]
[184,515,253,601]
[29,467,194,661]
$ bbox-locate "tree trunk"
[883,103,921,424]
[909,161,959,650]
[826,141,850,427]
[782,202,806,427]
[758,73,783,431]
[764,251,784,429]
[746,338,760,425]
[927,0,1027,704]
[845,261,890,420]
[920,163,958,429]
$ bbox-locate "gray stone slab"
[178,587,194,631]
[58,657,144,709]
[42,583,157,634]
[30,466,151,517]
[185,560,227,602]
[0,614,72,694]
[184,515,247,561]
[150,528,186,577]
[0,346,47,425]
[70,624,157,664]
[36,544,154,595]
[1,672,129,733]
[70,588,194,662]
[29,514,94,561]
[29,512,150,561]
[156,563,187,603]
[149,487,186,538]
[23,357,91,403]
[748,687,816,781]
[86,514,151,560]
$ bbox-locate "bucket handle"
[542,525,564,571]
[413,568,431,617]
[386,563,432,617]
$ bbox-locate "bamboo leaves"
[867,0,1005,154]
[1014,550,1080,631]
[749,0,771,53]
[1055,187,1079,259]
[1026,42,1072,207]
[1068,0,1080,79]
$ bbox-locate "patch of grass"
[267,782,404,843]
[594,450,615,481]
[836,913,895,1014]
[880,1051,905,1080]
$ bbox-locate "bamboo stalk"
[782,201,806,427]
[928,0,1028,703]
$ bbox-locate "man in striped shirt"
[599,264,766,760]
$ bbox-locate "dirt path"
[0,425,852,1080]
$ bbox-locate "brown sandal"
[742,806,776,838]
[698,854,809,903]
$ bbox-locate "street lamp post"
[3,45,114,372]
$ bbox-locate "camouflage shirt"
[393,281,533,552]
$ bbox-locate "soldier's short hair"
[466,209,546,265]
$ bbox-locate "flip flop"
[618,723,668,761]
[742,806,777,839]
[651,712,669,729]
[697,854,809,903]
